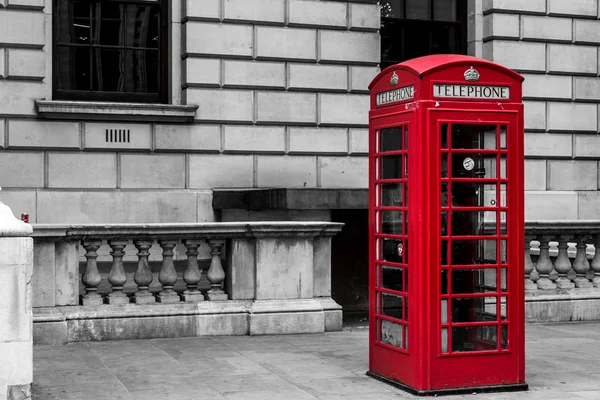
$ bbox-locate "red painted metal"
[368,55,526,395]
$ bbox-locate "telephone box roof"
[368,54,524,90]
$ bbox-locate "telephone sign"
[367,55,527,396]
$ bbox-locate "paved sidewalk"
[33,322,600,400]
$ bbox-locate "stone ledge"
[35,100,198,123]
[30,221,344,240]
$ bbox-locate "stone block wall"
[0,0,377,224]
[482,0,600,220]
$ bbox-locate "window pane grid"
[440,122,510,355]
[54,0,162,101]
[375,123,410,353]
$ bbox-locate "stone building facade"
[0,0,599,313]
[480,0,600,220]
[0,0,378,224]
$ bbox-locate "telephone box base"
[366,371,528,397]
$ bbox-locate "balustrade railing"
[525,221,600,291]
[31,222,343,307]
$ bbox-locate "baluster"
[106,240,129,304]
[535,235,556,289]
[524,235,536,290]
[132,239,155,304]
[554,235,574,290]
[156,240,180,303]
[573,235,593,288]
[180,239,204,302]
[591,233,600,288]
[81,240,104,306]
[206,239,228,301]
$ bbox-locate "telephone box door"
[429,109,524,389]
[369,110,415,387]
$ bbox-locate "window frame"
[52,0,169,104]
[380,0,468,69]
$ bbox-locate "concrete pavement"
[32,322,600,399]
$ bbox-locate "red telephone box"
[367,54,527,395]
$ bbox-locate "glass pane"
[441,154,448,178]
[125,3,160,48]
[500,211,507,235]
[56,0,90,44]
[125,50,159,93]
[381,156,403,179]
[450,269,498,294]
[500,239,507,263]
[381,238,403,263]
[500,126,507,149]
[92,48,124,92]
[451,125,498,150]
[452,297,499,323]
[381,183,403,207]
[381,127,403,152]
[501,325,508,349]
[403,126,409,150]
[441,183,448,206]
[403,211,408,237]
[452,326,498,352]
[406,0,431,19]
[381,0,404,19]
[452,182,496,208]
[441,328,448,352]
[92,2,123,46]
[500,184,507,207]
[402,21,432,60]
[441,299,448,323]
[381,319,404,348]
[56,46,90,90]
[501,268,507,291]
[434,0,457,21]
[404,183,409,206]
[452,211,497,236]
[404,297,409,321]
[382,211,403,235]
[382,293,403,319]
[382,266,403,292]
[450,240,497,265]
[381,20,404,64]
[451,153,496,178]
[441,123,448,149]
[404,154,408,177]
[501,296,507,320]
[432,23,457,53]
[441,240,449,265]
[500,155,507,179]
[441,212,448,236]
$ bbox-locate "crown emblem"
[464,66,480,82]
[390,71,399,86]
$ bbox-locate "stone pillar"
[0,198,34,400]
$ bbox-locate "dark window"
[53,0,167,103]
[380,0,467,69]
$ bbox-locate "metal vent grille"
[106,129,131,143]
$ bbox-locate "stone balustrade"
[525,221,600,322]
[525,221,600,291]
[31,222,343,343]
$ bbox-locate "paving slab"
[32,322,600,400]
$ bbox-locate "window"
[380,0,467,69]
[53,0,167,103]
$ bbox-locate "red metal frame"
[368,55,526,395]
